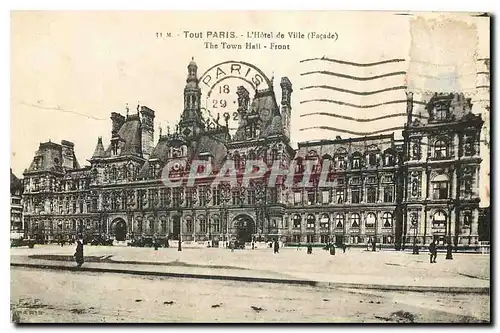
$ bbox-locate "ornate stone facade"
[21,60,484,248]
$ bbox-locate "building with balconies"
[20,59,484,250]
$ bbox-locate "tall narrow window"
[320,214,329,229]
[434,140,448,158]
[351,189,360,204]
[352,156,361,169]
[322,190,330,204]
[351,213,360,228]
[186,216,193,233]
[306,214,315,229]
[336,189,344,204]
[294,192,302,206]
[335,214,344,228]
[383,186,394,203]
[293,214,302,228]
[199,216,207,233]
[367,187,377,203]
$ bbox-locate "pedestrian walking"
[297,242,301,251]
[429,239,437,263]
[307,243,313,254]
[329,243,336,255]
[252,241,255,250]
[74,237,84,267]
[342,243,346,253]
[273,239,279,254]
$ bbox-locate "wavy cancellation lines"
[298,57,411,137]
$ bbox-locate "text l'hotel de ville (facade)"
[19,59,486,249]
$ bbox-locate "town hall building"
[20,59,484,249]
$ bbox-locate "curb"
[11,262,490,295]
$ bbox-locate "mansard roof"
[10,169,22,194]
[104,116,142,157]
[92,137,105,158]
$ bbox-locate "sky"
[10,11,490,205]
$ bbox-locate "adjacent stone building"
[10,169,24,239]
[21,59,484,248]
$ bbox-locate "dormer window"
[352,155,361,169]
[384,153,395,166]
[433,102,449,121]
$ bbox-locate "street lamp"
[446,204,453,260]
[177,209,183,251]
[411,214,419,255]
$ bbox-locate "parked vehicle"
[10,238,36,248]
[90,236,114,246]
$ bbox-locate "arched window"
[335,214,344,228]
[212,215,220,233]
[382,212,393,227]
[463,211,472,228]
[320,214,330,229]
[111,166,117,181]
[334,148,347,169]
[351,153,362,169]
[366,213,376,228]
[160,216,167,234]
[185,216,193,234]
[432,211,447,228]
[306,214,315,229]
[293,214,302,228]
[384,153,395,166]
[233,151,241,170]
[199,215,207,233]
[351,213,360,228]
[434,140,448,158]
[432,174,449,199]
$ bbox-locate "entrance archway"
[113,218,127,241]
[233,215,255,243]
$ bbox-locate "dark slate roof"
[26,142,65,173]
[92,137,105,158]
[104,116,142,157]
[195,135,227,171]
[10,169,22,194]
[149,137,170,162]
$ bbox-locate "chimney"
[110,112,126,137]
[406,91,414,124]
[61,140,75,169]
[140,106,155,159]
[280,77,293,139]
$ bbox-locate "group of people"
[70,236,442,268]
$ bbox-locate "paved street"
[10,244,490,323]
[11,267,489,323]
[11,244,490,288]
